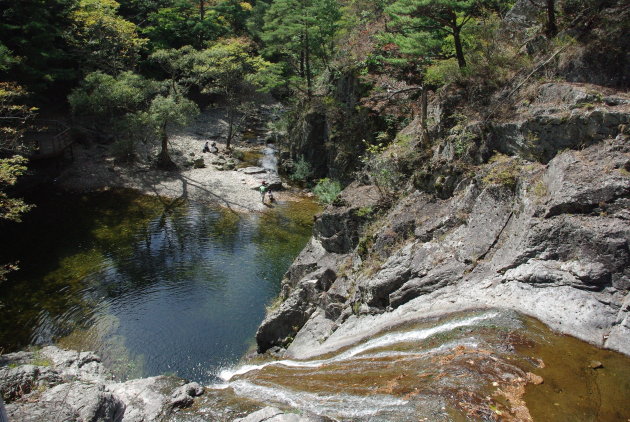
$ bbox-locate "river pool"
[0,189,319,383]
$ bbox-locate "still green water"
[0,189,320,383]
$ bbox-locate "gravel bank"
[57,108,304,213]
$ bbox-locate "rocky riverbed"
[0,346,204,421]
[56,107,298,213]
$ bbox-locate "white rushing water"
[225,380,411,419]
[217,311,498,381]
[260,146,278,173]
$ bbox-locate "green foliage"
[0,43,19,72]
[68,71,160,121]
[424,59,462,86]
[289,155,313,183]
[150,45,199,88]
[142,1,227,48]
[195,37,280,94]
[261,0,341,96]
[482,153,520,190]
[356,206,374,217]
[422,14,529,100]
[448,113,476,157]
[193,37,280,147]
[384,0,512,71]
[313,178,342,204]
[360,141,410,198]
[0,0,77,90]
[69,71,198,166]
[69,0,148,74]
[0,82,38,153]
[0,156,33,222]
[147,92,199,131]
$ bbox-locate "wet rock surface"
[234,406,332,422]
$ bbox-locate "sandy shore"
[56,109,305,213]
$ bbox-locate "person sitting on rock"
[210,142,218,154]
[202,142,210,153]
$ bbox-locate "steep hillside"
[256,0,630,361]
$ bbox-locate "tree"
[68,0,148,74]
[69,71,198,168]
[194,37,280,149]
[142,0,227,48]
[0,81,35,220]
[261,0,341,97]
[0,0,78,91]
[0,77,36,281]
[150,46,199,95]
[0,82,37,154]
[146,92,199,169]
[385,0,510,69]
[68,71,160,129]
[212,0,254,34]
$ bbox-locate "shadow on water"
[0,189,320,382]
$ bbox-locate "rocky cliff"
[256,81,630,362]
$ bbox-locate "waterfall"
[260,146,278,174]
[217,311,498,381]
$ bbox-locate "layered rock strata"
[257,135,630,360]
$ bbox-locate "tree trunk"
[452,25,467,69]
[226,107,235,150]
[299,33,305,79]
[420,87,430,145]
[545,0,557,38]
[157,128,176,170]
[199,0,205,20]
[304,28,313,98]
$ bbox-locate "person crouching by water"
[202,141,210,153]
[268,190,275,203]
[210,141,218,153]
[259,181,268,203]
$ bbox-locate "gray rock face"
[258,137,630,359]
[7,382,126,422]
[256,269,337,352]
[0,346,204,422]
[487,107,629,163]
[313,182,382,254]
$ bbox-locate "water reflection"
[0,189,319,383]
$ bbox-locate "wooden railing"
[26,119,74,160]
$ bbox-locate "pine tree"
[386,0,510,69]
[261,0,340,97]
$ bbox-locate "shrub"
[482,154,521,190]
[313,178,342,204]
[425,58,461,87]
[289,155,313,183]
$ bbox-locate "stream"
[192,310,630,421]
[1,187,630,421]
